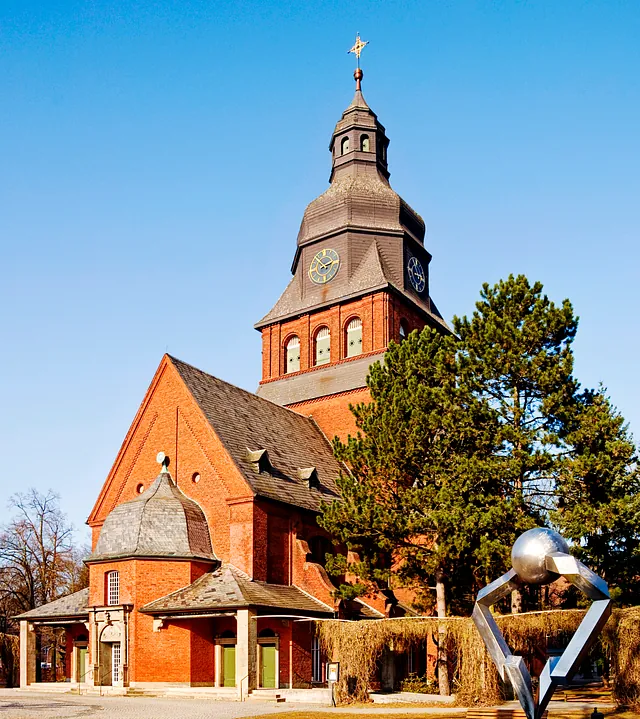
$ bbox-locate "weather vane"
[348,34,368,68]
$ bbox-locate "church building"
[17,64,447,698]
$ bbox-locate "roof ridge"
[354,597,385,617]
[293,584,334,612]
[133,472,165,555]
[167,355,343,513]
[225,563,252,581]
[168,354,320,422]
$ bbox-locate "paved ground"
[0,690,618,718]
[0,690,319,719]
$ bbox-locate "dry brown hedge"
[317,607,640,707]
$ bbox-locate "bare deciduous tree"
[0,489,88,686]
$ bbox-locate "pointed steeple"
[255,58,449,413]
[329,68,390,183]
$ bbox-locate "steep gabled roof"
[169,356,341,512]
[140,564,333,616]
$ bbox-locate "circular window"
[136,483,144,494]
[192,472,201,484]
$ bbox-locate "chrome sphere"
[511,528,570,585]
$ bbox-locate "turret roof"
[88,470,216,563]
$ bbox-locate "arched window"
[285,335,300,373]
[346,318,362,358]
[106,570,119,606]
[314,326,331,366]
[399,320,408,342]
[360,134,370,152]
[341,136,350,155]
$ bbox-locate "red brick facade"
[259,291,427,383]
[21,73,449,696]
[258,292,431,440]
[75,355,340,688]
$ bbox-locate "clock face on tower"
[407,256,426,293]
[309,248,340,284]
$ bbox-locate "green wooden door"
[76,647,87,682]
[223,645,236,687]
[261,644,276,688]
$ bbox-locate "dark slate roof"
[257,241,389,327]
[15,588,89,621]
[257,351,386,406]
[255,82,449,333]
[170,357,342,512]
[353,599,385,619]
[88,471,216,563]
[140,564,334,616]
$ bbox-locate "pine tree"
[320,274,640,666]
[453,275,579,611]
[552,389,640,604]
[319,328,525,647]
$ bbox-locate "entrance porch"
[15,588,90,690]
[139,562,335,697]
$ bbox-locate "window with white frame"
[285,336,300,373]
[107,570,119,606]
[111,642,121,684]
[314,326,331,366]
[311,635,323,683]
[346,318,362,358]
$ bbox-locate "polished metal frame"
[472,552,611,719]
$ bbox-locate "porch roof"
[140,564,334,617]
[14,588,89,622]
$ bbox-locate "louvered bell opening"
[315,326,331,366]
[346,318,362,358]
[286,335,300,373]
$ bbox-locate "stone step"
[247,691,286,702]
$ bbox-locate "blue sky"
[1,1,639,540]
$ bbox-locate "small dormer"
[246,448,272,474]
[298,466,319,489]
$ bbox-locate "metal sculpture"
[472,527,611,719]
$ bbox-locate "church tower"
[255,65,448,439]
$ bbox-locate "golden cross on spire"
[348,34,369,68]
